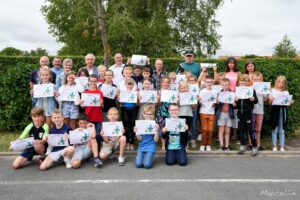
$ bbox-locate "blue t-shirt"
[179,62,201,79]
[123,103,136,108]
[51,67,64,76]
[49,124,72,152]
[168,131,181,150]
[138,134,156,153]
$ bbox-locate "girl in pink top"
[225,57,241,92]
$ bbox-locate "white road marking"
[1,179,300,185]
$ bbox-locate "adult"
[152,59,167,90]
[80,53,99,77]
[109,53,125,86]
[29,56,57,107]
[55,58,73,89]
[177,50,201,79]
[50,57,63,76]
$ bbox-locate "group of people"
[10,50,292,170]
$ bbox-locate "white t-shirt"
[179,105,193,117]
[199,88,216,114]
[109,64,125,87]
[253,94,265,115]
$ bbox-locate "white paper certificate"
[272,94,293,106]
[160,90,178,103]
[135,120,156,135]
[47,134,68,147]
[170,83,178,91]
[10,137,34,152]
[33,84,54,98]
[100,84,117,99]
[131,55,147,65]
[176,74,186,83]
[200,63,217,68]
[179,93,197,105]
[69,129,91,145]
[218,91,235,104]
[58,87,78,102]
[75,77,89,92]
[102,122,124,136]
[81,93,101,107]
[165,118,186,132]
[139,91,158,103]
[253,82,271,95]
[189,84,200,94]
[199,91,217,103]
[119,90,137,103]
[235,86,254,99]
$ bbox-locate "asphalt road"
[0,154,299,200]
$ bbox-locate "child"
[140,67,155,90]
[100,107,127,166]
[198,76,216,151]
[40,109,74,170]
[252,72,268,150]
[135,105,159,169]
[244,60,258,85]
[188,75,199,147]
[57,71,80,129]
[168,71,177,91]
[178,81,193,147]
[34,67,58,128]
[162,103,189,166]
[81,74,104,147]
[69,114,102,168]
[216,78,234,151]
[120,78,138,150]
[75,67,89,93]
[268,76,292,152]
[119,66,137,91]
[235,74,258,156]
[137,78,156,120]
[156,77,171,150]
[55,58,73,89]
[11,107,49,169]
[98,70,118,122]
[97,65,106,84]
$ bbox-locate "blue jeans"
[165,148,187,166]
[135,151,155,169]
[191,110,198,140]
[272,109,285,146]
[92,122,102,151]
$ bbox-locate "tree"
[24,48,49,56]
[42,0,223,59]
[273,35,298,58]
[0,47,23,56]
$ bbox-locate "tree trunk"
[96,0,111,67]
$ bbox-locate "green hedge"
[0,56,299,136]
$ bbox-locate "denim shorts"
[61,102,79,119]
[71,145,91,161]
[217,112,233,127]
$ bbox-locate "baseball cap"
[184,50,194,56]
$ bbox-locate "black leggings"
[237,112,256,147]
[121,106,138,145]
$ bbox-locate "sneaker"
[258,146,264,151]
[199,145,205,151]
[130,145,135,151]
[118,156,125,166]
[197,134,202,141]
[94,157,103,168]
[280,147,285,152]
[272,147,278,152]
[224,147,230,151]
[238,145,246,155]
[251,147,259,157]
[63,156,72,169]
[190,140,196,148]
[220,146,226,151]
[206,146,212,151]
[236,140,241,145]
[246,145,252,151]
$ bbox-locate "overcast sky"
[0,0,299,56]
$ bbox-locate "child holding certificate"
[216,78,235,151]
[57,71,80,129]
[134,105,159,169]
[268,76,292,152]
[34,67,58,128]
[11,107,49,169]
[198,76,216,151]
[40,109,74,170]
[137,78,157,120]
[100,107,126,166]
[162,103,189,166]
[234,74,258,156]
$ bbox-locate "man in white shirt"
[109,53,125,87]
